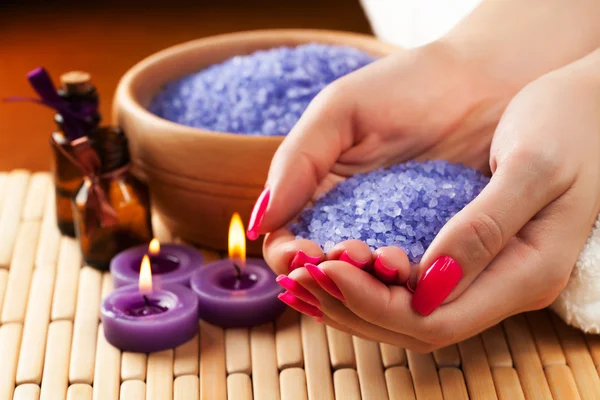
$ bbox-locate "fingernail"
[304,263,345,302]
[374,254,397,284]
[289,250,321,272]
[411,256,462,316]
[278,292,323,318]
[247,187,270,241]
[338,251,369,269]
[276,275,321,308]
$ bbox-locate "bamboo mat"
[1,169,600,400]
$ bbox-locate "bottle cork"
[60,71,93,94]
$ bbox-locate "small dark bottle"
[51,71,102,237]
[72,126,153,270]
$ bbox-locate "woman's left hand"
[273,49,600,352]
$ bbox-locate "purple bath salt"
[289,160,490,263]
[149,43,377,135]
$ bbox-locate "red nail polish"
[276,275,321,308]
[289,250,321,272]
[278,292,323,318]
[374,254,397,284]
[247,187,270,241]
[411,256,462,316]
[338,251,368,269]
[304,263,345,302]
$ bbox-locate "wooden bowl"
[113,29,399,255]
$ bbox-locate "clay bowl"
[113,29,399,255]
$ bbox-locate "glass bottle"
[73,126,153,270]
[51,71,102,237]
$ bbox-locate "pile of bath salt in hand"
[149,43,376,136]
[289,160,490,263]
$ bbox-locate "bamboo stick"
[199,321,227,400]
[275,308,303,369]
[406,350,443,400]
[300,314,334,400]
[280,368,308,400]
[51,238,81,321]
[121,352,147,382]
[147,350,174,400]
[66,384,93,400]
[119,381,145,400]
[502,315,552,399]
[0,172,7,210]
[433,344,461,368]
[0,170,30,268]
[384,366,416,400]
[227,373,253,400]
[481,325,513,368]
[333,368,361,400]
[545,365,581,400]
[439,368,469,400]
[40,321,72,400]
[491,367,525,400]
[379,343,406,368]
[151,212,174,243]
[550,312,600,400]
[175,376,200,400]
[353,336,388,400]
[0,269,7,316]
[585,335,600,367]
[101,272,114,300]
[526,310,566,366]
[22,172,50,221]
[225,328,251,374]
[1,221,41,323]
[174,334,199,377]
[35,191,60,270]
[458,335,497,399]
[0,323,22,400]
[16,268,56,384]
[13,384,40,400]
[326,326,355,369]
[251,323,280,400]
[92,324,120,400]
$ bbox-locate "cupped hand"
[268,49,600,351]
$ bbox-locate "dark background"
[0,0,373,171]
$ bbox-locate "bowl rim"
[113,28,399,142]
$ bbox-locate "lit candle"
[101,255,199,352]
[110,238,204,288]
[190,213,285,328]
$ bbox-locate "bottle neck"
[90,126,130,174]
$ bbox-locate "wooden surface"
[0,0,372,172]
[2,169,600,399]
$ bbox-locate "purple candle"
[190,213,285,328]
[101,255,199,352]
[110,239,204,288]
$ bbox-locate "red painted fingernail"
[278,292,323,318]
[276,275,321,308]
[411,256,462,316]
[374,254,397,284]
[304,263,345,302]
[247,187,270,241]
[289,250,321,272]
[338,251,369,269]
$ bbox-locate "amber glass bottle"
[51,71,101,237]
[72,126,153,270]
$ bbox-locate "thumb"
[411,158,562,316]
[246,82,354,240]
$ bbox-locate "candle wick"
[143,295,150,307]
[233,263,242,281]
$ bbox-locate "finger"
[326,239,373,270]
[413,158,569,315]
[246,80,355,240]
[373,246,411,285]
[263,228,323,275]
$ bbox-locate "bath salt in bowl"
[290,160,490,263]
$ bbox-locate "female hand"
[264,48,600,351]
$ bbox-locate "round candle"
[190,258,285,328]
[101,282,199,353]
[110,239,204,288]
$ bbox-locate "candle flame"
[139,255,153,293]
[149,238,160,255]
[228,212,246,267]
